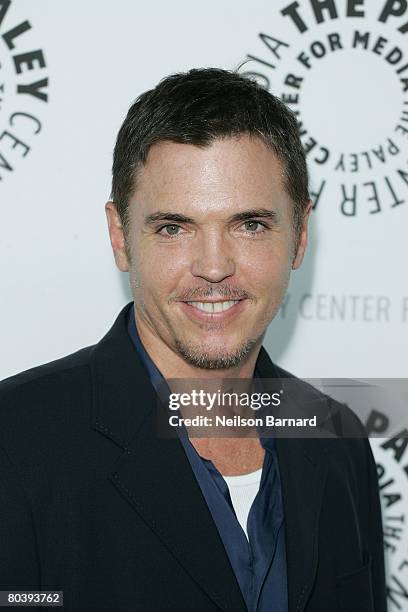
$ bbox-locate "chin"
[174,336,259,370]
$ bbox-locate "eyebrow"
[144,208,279,226]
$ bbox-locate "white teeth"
[186,300,239,313]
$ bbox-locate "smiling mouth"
[184,300,241,313]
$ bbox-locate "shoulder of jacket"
[272,362,368,441]
[0,345,98,459]
[0,345,94,404]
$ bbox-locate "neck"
[191,437,266,476]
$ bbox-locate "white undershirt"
[223,468,263,540]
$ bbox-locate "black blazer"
[0,304,387,612]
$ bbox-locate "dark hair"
[111,67,309,238]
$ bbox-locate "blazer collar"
[90,303,330,612]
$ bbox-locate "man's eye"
[158,224,182,237]
[242,220,267,233]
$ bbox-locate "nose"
[190,229,236,283]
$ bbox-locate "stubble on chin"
[174,336,260,370]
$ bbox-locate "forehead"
[130,135,291,217]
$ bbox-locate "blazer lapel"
[256,347,330,612]
[276,436,329,612]
[90,304,247,612]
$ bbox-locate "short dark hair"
[111,67,309,238]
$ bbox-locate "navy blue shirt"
[127,307,288,612]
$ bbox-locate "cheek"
[238,242,292,292]
[252,267,291,311]
[133,245,188,297]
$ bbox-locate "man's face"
[107,135,310,369]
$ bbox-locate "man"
[0,68,386,611]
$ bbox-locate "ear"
[292,201,312,270]
[105,201,129,272]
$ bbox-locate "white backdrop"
[0,0,407,608]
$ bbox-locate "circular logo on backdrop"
[0,1,49,183]
[370,434,408,611]
[243,1,408,217]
